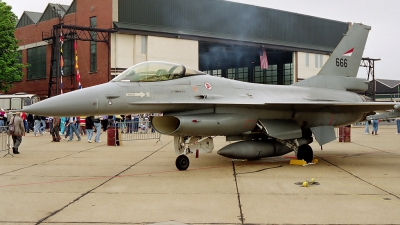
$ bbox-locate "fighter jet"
[23,23,398,170]
[366,110,400,121]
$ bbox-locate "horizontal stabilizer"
[294,76,368,91]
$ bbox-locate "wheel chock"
[290,158,318,166]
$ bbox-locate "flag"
[60,76,63,94]
[259,48,269,69]
[74,40,82,89]
[60,31,64,94]
[76,69,82,89]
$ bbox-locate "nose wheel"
[176,155,190,171]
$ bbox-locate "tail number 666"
[336,58,347,67]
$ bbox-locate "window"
[254,65,277,84]
[265,65,277,84]
[212,69,221,77]
[320,54,324,68]
[227,68,236,79]
[254,66,263,83]
[315,54,319,68]
[305,53,309,67]
[90,17,97,72]
[62,40,74,75]
[315,54,324,68]
[237,67,248,82]
[141,36,147,54]
[227,68,248,81]
[27,46,46,79]
[284,63,293,85]
[204,70,221,77]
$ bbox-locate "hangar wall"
[111,34,199,73]
[297,52,329,80]
[147,36,198,69]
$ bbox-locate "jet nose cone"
[23,85,101,116]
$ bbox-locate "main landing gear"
[296,144,313,163]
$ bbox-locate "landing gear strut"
[297,144,313,163]
[173,136,214,171]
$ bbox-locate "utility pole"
[360,57,381,101]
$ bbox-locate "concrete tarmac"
[0,125,399,225]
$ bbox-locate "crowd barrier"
[107,121,161,146]
[0,126,13,157]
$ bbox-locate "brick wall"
[12,0,113,99]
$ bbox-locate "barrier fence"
[0,126,13,157]
[107,121,161,146]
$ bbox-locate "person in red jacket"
[20,112,28,133]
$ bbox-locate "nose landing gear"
[175,154,190,171]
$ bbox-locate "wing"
[137,101,398,114]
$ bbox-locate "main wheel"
[297,144,313,163]
[175,155,190,171]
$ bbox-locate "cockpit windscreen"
[111,61,206,82]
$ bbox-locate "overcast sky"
[5,0,399,80]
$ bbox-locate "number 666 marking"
[336,58,347,67]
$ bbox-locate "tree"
[0,1,25,93]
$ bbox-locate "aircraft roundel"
[204,82,212,90]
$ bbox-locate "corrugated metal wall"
[118,0,349,52]
[16,14,34,28]
[66,0,77,15]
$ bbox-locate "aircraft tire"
[176,155,190,171]
[297,144,313,163]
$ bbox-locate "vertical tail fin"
[294,23,371,91]
[318,23,370,77]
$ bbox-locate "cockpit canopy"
[111,61,206,82]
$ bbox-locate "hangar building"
[12,0,350,98]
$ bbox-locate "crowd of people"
[1,110,157,141]
[1,110,159,155]
[364,118,400,135]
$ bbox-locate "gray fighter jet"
[23,23,398,170]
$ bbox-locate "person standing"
[93,116,102,143]
[79,116,86,136]
[0,109,5,133]
[85,116,94,142]
[372,119,379,135]
[40,116,47,133]
[60,117,66,135]
[20,112,28,133]
[27,113,34,133]
[33,115,42,136]
[133,114,140,132]
[10,112,25,154]
[101,115,108,132]
[364,120,370,134]
[396,118,400,134]
[125,114,132,133]
[52,117,61,142]
[67,117,81,141]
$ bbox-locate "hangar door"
[199,42,294,85]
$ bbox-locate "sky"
[4,0,399,80]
